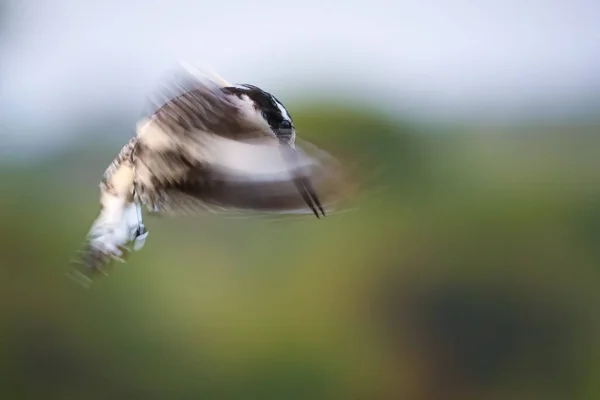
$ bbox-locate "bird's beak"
[278,141,325,219]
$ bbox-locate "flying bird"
[69,64,351,284]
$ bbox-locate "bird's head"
[221,84,296,145]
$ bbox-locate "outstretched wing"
[133,66,351,217]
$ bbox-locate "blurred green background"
[2,103,600,399]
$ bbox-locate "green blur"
[1,104,600,400]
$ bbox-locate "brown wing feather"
[144,67,269,141]
[147,140,351,216]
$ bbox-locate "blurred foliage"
[1,104,600,399]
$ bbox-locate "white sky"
[1,0,599,154]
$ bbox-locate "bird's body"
[70,64,350,283]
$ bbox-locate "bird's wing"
[140,137,350,217]
[133,66,352,217]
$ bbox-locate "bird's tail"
[68,192,148,287]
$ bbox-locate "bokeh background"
[1,1,600,399]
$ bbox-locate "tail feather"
[70,193,147,284]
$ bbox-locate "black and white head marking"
[221,84,296,145]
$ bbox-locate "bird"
[69,63,351,285]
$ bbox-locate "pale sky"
[1,0,599,154]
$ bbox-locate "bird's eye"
[280,121,292,129]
